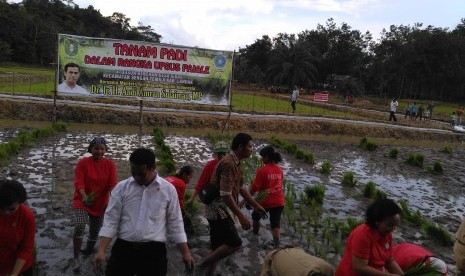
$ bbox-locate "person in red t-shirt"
[165,165,194,211]
[393,243,448,275]
[0,180,36,276]
[188,141,229,204]
[336,198,403,276]
[249,145,284,246]
[72,137,117,272]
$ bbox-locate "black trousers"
[389,111,397,122]
[105,238,167,276]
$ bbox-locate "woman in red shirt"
[0,180,36,276]
[336,198,403,276]
[188,141,229,204]
[165,165,194,211]
[72,137,117,272]
[249,145,284,246]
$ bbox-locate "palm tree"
[266,33,318,88]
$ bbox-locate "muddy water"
[0,127,463,275]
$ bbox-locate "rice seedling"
[206,133,233,145]
[399,200,423,225]
[285,143,298,154]
[363,181,376,198]
[341,171,357,187]
[184,191,200,215]
[374,190,387,200]
[0,125,66,167]
[320,161,332,174]
[422,220,454,246]
[339,223,351,239]
[388,148,399,158]
[406,153,424,167]
[403,260,444,276]
[360,137,378,151]
[306,231,312,249]
[298,222,303,239]
[439,145,453,154]
[311,240,320,256]
[346,217,363,232]
[427,161,443,175]
[52,121,68,132]
[322,227,330,245]
[331,237,342,255]
[304,184,325,206]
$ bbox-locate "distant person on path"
[72,137,117,272]
[451,112,457,126]
[57,62,89,95]
[389,98,398,122]
[197,133,266,276]
[93,148,195,275]
[165,165,194,233]
[335,198,403,275]
[248,145,284,246]
[188,141,230,204]
[410,102,417,121]
[415,104,424,121]
[404,103,411,119]
[393,243,448,275]
[427,103,435,119]
[290,85,299,113]
[0,180,36,276]
[457,106,464,125]
[454,217,465,275]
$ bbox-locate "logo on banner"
[64,38,79,56]
[213,55,226,69]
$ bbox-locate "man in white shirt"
[57,63,89,95]
[93,148,195,275]
[389,98,399,122]
[291,86,299,113]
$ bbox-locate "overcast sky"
[9,0,465,51]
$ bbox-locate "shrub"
[304,184,326,206]
[388,148,399,158]
[320,162,332,174]
[406,153,424,167]
[341,172,357,187]
[363,181,376,198]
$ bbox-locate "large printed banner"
[57,34,233,105]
